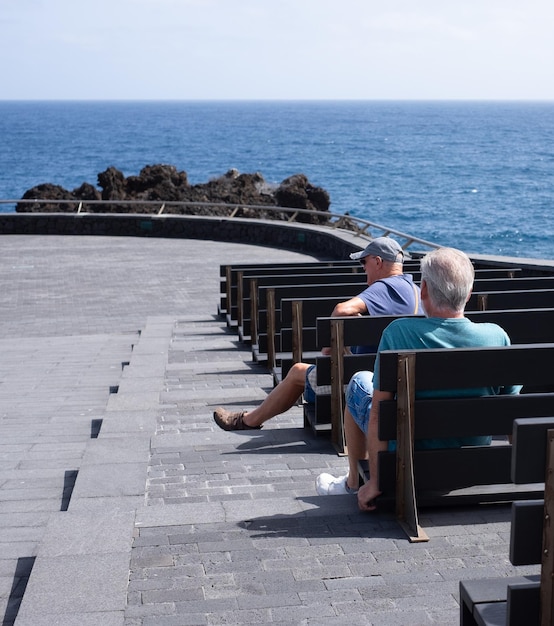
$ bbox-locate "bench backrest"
[317,307,554,350]
[509,418,554,625]
[254,277,554,363]
[512,417,554,484]
[252,283,364,356]
[219,258,523,279]
[259,273,546,311]
[258,276,554,315]
[378,344,554,461]
[279,289,554,370]
[308,308,554,451]
[460,491,549,626]
[220,259,549,317]
[469,288,554,311]
[219,260,355,319]
[288,289,554,339]
[221,260,365,319]
[377,343,554,542]
[378,343,554,393]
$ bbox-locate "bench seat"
[460,575,540,626]
[459,418,554,625]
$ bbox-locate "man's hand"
[357,479,381,511]
[321,346,352,356]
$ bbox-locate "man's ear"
[420,279,428,299]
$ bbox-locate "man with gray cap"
[213,237,421,431]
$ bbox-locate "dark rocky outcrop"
[17,165,331,224]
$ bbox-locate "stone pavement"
[0,235,539,626]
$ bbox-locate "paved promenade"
[0,235,538,625]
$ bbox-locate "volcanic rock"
[17,165,331,223]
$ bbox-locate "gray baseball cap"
[349,237,405,262]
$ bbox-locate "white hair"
[420,247,474,312]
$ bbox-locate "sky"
[2,0,554,101]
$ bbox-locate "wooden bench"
[374,343,554,542]
[246,264,518,330]
[218,260,360,319]
[253,282,367,365]
[219,259,423,320]
[243,272,367,342]
[253,274,554,372]
[310,307,554,448]
[219,257,549,323]
[276,286,554,385]
[233,266,367,331]
[219,260,530,318]
[469,288,554,311]
[459,417,554,625]
[238,264,534,343]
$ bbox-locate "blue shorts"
[345,371,374,434]
[304,365,316,403]
[304,364,332,404]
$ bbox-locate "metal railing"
[0,198,441,253]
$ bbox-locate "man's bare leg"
[241,362,311,427]
[214,362,311,430]
[344,406,368,491]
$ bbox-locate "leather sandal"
[213,407,262,431]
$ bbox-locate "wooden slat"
[378,343,554,393]
[511,417,554,484]
[379,395,554,442]
[510,500,544,566]
[330,319,346,454]
[291,300,303,364]
[508,582,540,626]
[378,446,515,493]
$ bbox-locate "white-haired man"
[316,246,521,510]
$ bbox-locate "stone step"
[14,318,174,625]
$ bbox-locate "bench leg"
[396,354,428,542]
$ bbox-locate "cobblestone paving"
[125,314,539,626]
[0,235,541,626]
[0,235,320,625]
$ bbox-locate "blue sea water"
[1,100,553,259]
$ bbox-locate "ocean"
[1,100,553,260]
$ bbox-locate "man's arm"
[357,388,393,511]
[331,296,367,317]
[320,296,368,355]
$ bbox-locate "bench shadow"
[1,557,35,626]
[218,426,335,455]
[238,497,403,540]
[203,365,269,375]
[238,497,514,541]
[60,469,78,512]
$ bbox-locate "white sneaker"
[315,473,357,495]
